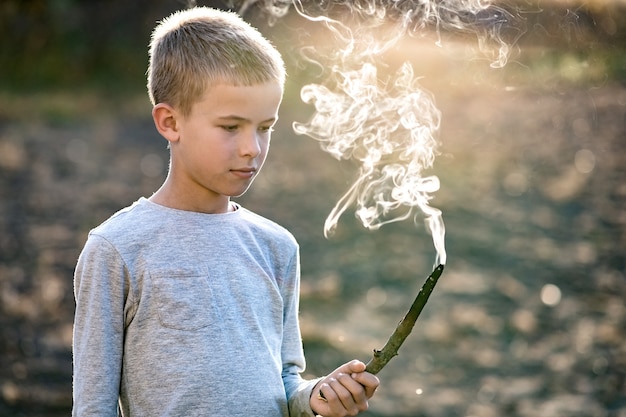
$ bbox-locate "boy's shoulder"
[237,204,298,247]
[91,199,147,236]
[89,198,296,247]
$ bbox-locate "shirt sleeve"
[285,376,323,417]
[73,233,134,417]
[279,246,324,417]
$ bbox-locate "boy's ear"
[152,103,180,143]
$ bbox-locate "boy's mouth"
[230,167,257,179]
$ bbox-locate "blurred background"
[1,0,624,416]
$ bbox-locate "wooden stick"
[365,264,444,375]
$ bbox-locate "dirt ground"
[1,8,625,417]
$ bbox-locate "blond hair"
[147,7,285,116]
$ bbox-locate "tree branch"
[365,264,445,375]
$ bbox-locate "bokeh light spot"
[574,149,595,174]
[540,284,562,306]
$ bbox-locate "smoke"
[234,1,525,68]
[292,62,445,261]
[229,0,526,267]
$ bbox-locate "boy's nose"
[240,130,262,157]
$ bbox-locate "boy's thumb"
[345,359,366,373]
[328,360,366,379]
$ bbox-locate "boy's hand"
[310,360,380,417]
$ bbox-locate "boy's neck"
[148,184,233,214]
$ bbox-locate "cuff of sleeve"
[288,377,324,417]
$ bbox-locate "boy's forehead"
[193,81,283,116]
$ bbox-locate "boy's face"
[168,81,283,210]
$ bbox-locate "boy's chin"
[231,184,254,198]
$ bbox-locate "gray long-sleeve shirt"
[73,198,319,416]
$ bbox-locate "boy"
[72,6,379,417]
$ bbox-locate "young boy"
[72,6,379,417]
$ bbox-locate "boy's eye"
[221,125,239,132]
[219,124,274,134]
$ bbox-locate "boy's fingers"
[329,377,358,411]
[351,371,380,398]
[316,382,351,416]
[316,383,330,402]
[312,384,333,417]
[312,360,378,415]
[337,373,368,405]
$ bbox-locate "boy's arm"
[73,234,131,417]
[284,371,323,417]
[279,248,321,416]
